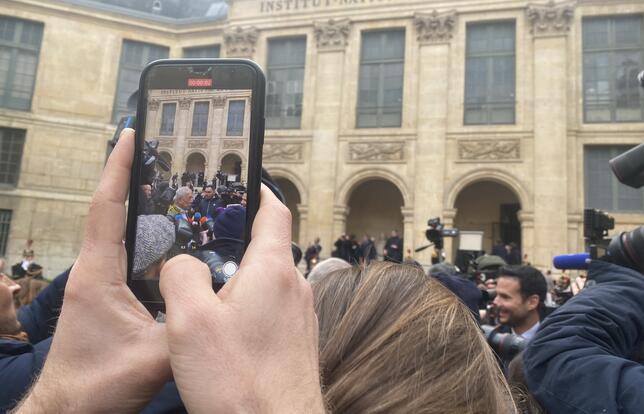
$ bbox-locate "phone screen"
[127,61,263,307]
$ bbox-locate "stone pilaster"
[297,204,309,248]
[518,210,535,265]
[173,98,191,174]
[306,19,351,255]
[224,26,258,58]
[528,0,575,267]
[412,10,456,265]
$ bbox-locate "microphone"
[194,212,202,220]
[175,215,193,244]
[553,253,591,270]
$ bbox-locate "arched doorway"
[158,151,172,180]
[274,177,301,245]
[346,179,404,258]
[185,152,206,186]
[453,180,522,263]
[220,153,242,182]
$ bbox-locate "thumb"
[160,255,219,327]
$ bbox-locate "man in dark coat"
[194,185,218,218]
[523,260,644,413]
[384,230,403,263]
[360,235,377,264]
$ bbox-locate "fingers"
[241,185,293,267]
[160,255,220,327]
[83,128,135,249]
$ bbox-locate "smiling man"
[493,265,547,341]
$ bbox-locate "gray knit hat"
[133,214,176,275]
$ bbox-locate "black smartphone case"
[124,59,266,314]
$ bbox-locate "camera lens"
[607,227,644,273]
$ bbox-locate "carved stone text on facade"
[458,140,521,161]
[261,0,391,13]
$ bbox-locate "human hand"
[16,129,170,413]
[160,185,324,413]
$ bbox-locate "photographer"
[493,265,547,341]
[523,260,644,413]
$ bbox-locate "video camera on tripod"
[415,218,459,263]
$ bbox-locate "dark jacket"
[524,260,644,414]
[0,269,186,413]
[0,269,67,412]
[195,197,218,218]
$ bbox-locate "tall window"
[113,40,168,123]
[585,146,644,212]
[357,30,405,128]
[160,102,176,135]
[0,127,26,187]
[183,45,220,58]
[0,209,11,256]
[464,22,516,125]
[583,15,644,123]
[191,101,210,136]
[0,16,43,111]
[266,37,306,129]
[227,100,245,136]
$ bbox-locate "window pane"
[0,209,11,256]
[227,100,245,136]
[583,15,644,123]
[0,16,43,111]
[357,30,405,128]
[160,102,176,135]
[183,45,220,58]
[585,146,644,212]
[266,37,306,129]
[465,22,516,125]
[0,127,26,187]
[113,40,169,122]
[191,101,209,136]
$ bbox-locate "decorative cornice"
[148,99,160,111]
[178,98,191,110]
[527,0,575,37]
[263,143,303,163]
[224,26,258,58]
[348,141,405,163]
[314,18,351,51]
[212,96,226,107]
[414,10,457,45]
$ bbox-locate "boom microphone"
[553,253,591,270]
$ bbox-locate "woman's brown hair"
[313,261,516,413]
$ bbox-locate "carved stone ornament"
[158,139,173,149]
[178,98,192,110]
[314,19,351,51]
[188,140,209,149]
[527,0,575,37]
[348,142,405,162]
[148,99,160,111]
[224,26,259,58]
[458,140,520,161]
[212,96,227,107]
[223,140,244,150]
[263,143,303,162]
[414,10,457,45]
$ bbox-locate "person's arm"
[524,260,644,414]
[17,269,69,344]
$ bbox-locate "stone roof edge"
[52,0,227,26]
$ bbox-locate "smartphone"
[125,59,265,316]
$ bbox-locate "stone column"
[174,97,191,175]
[208,96,227,179]
[518,210,535,266]
[401,207,415,259]
[412,10,457,265]
[297,204,309,249]
[306,19,351,255]
[147,99,160,136]
[528,1,575,268]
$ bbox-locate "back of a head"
[307,258,351,284]
[313,262,515,413]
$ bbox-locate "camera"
[481,325,527,361]
[425,217,459,250]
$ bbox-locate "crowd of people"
[1,130,643,413]
[134,165,248,281]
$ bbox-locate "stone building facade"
[1,0,644,277]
